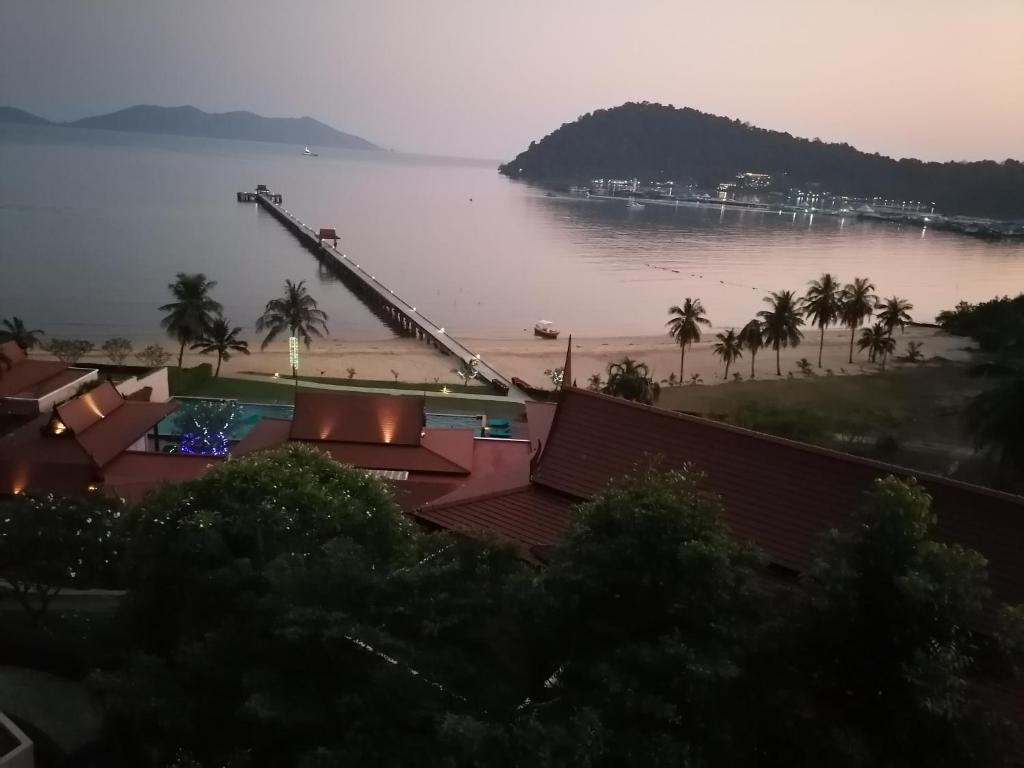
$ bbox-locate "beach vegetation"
[758,290,804,376]
[839,277,877,363]
[877,295,914,338]
[859,322,897,369]
[937,295,1024,353]
[543,366,565,388]
[160,273,222,368]
[796,357,814,376]
[903,340,925,362]
[0,316,45,352]
[137,343,172,368]
[738,318,764,379]
[454,357,478,385]
[256,279,329,382]
[711,328,742,379]
[346,367,357,379]
[45,338,94,365]
[604,356,657,403]
[189,315,249,377]
[689,372,704,385]
[101,337,133,367]
[804,272,842,367]
[666,298,710,382]
[587,373,603,391]
[390,368,400,382]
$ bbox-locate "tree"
[666,298,710,381]
[45,338,94,365]
[780,476,1024,766]
[102,337,134,367]
[804,273,842,368]
[0,492,122,624]
[0,316,44,352]
[542,366,564,388]
[586,373,603,391]
[758,290,804,376]
[256,279,329,382]
[454,357,479,385]
[189,315,249,377]
[858,322,896,369]
[839,277,877,363]
[136,344,172,368]
[712,328,742,379]
[160,273,222,367]
[738,319,764,379]
[541,465,763,766]
[877,295,914,338]
[966,377,1024,472]
[603,357,657,403]
[903,340,924,362]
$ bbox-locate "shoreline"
[52,327,968,391]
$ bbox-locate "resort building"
[233,389,537,512]
[0,340,97,420]
[0,380,212,499]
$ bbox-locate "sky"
[1,0,1022,161]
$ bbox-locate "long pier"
[242,186,515,393]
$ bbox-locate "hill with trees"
[499,102,1024,219]
[0,106,52,126]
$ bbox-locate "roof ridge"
[419,483,536,512]
[559,387,1024,505]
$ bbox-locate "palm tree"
[758,290,804,376]
[666,298,710,381]
[839,278,877,364]
[159,273,222,367]
[0,317,45,352]
[712,329,742,379]
[603,357,656,404]
[256,279,329,381]
[739,319,764,379]
[190,315,250,377]
[877,296,914,339]
[857,322,896,369]
[803,273,842,368]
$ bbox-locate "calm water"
[2,124,1023,341]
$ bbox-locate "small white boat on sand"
[534,320,560,339]
[303,146,319,157]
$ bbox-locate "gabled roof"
[289,389,425,445]
[101,453,220,499]
[0,341,91,400]
[422,387,1024,605]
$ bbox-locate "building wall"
[7,369,99,417]
[116,368,170,403]
[0,713,34,768]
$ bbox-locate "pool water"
[157,399,483,441]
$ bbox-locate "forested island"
[499,102,1024,220]
[0,104,378,150]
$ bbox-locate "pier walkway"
[248,189,517,393]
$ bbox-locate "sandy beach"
[65,326,969,390]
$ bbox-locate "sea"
[2,124,1023,343]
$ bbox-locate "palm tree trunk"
[725,360,731,379]
[679,344,685,381]
[848,326,855,364]
[881,348,888,371]
[818,327,825,368]
[177,339,186,367]
[215,354,222,377]
[776,346,781,376]
[750,350,756,379]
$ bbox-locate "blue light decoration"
[172,399,242,456]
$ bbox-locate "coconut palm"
[738,319,764,379]
[256,279,329,381]
[604,357,656,404]
[757,290,804,376]
[877,296,914,338]
[804,273,842,368]
[666,298,710,381]
[190,315,250,377]
[159,273,222,367]
[839,277,877,364]
[712,329,743,379]
[0,317,44,352]
[858,322,896,369]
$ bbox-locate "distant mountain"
[500,102,1024,220]
[65,105,378,150]
[0,107,52,126]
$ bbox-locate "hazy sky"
[2,0,1021,161]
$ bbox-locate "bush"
[167,363,214,395]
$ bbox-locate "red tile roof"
[0,342,92,401]
[101,453,221,499]
[289,389,425,445]
[234,417,292,455]
[422,387,1024,605]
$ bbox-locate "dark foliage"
[499,102,1024,219]
[937,295,1024,353]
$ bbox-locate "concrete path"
[229,372,530,403]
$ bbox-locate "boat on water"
[627,197,645,210]
[303,146,319,157]
[534,320,560,339]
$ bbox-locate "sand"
[66,326,969,390]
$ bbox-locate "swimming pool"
[157,398,484,441]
